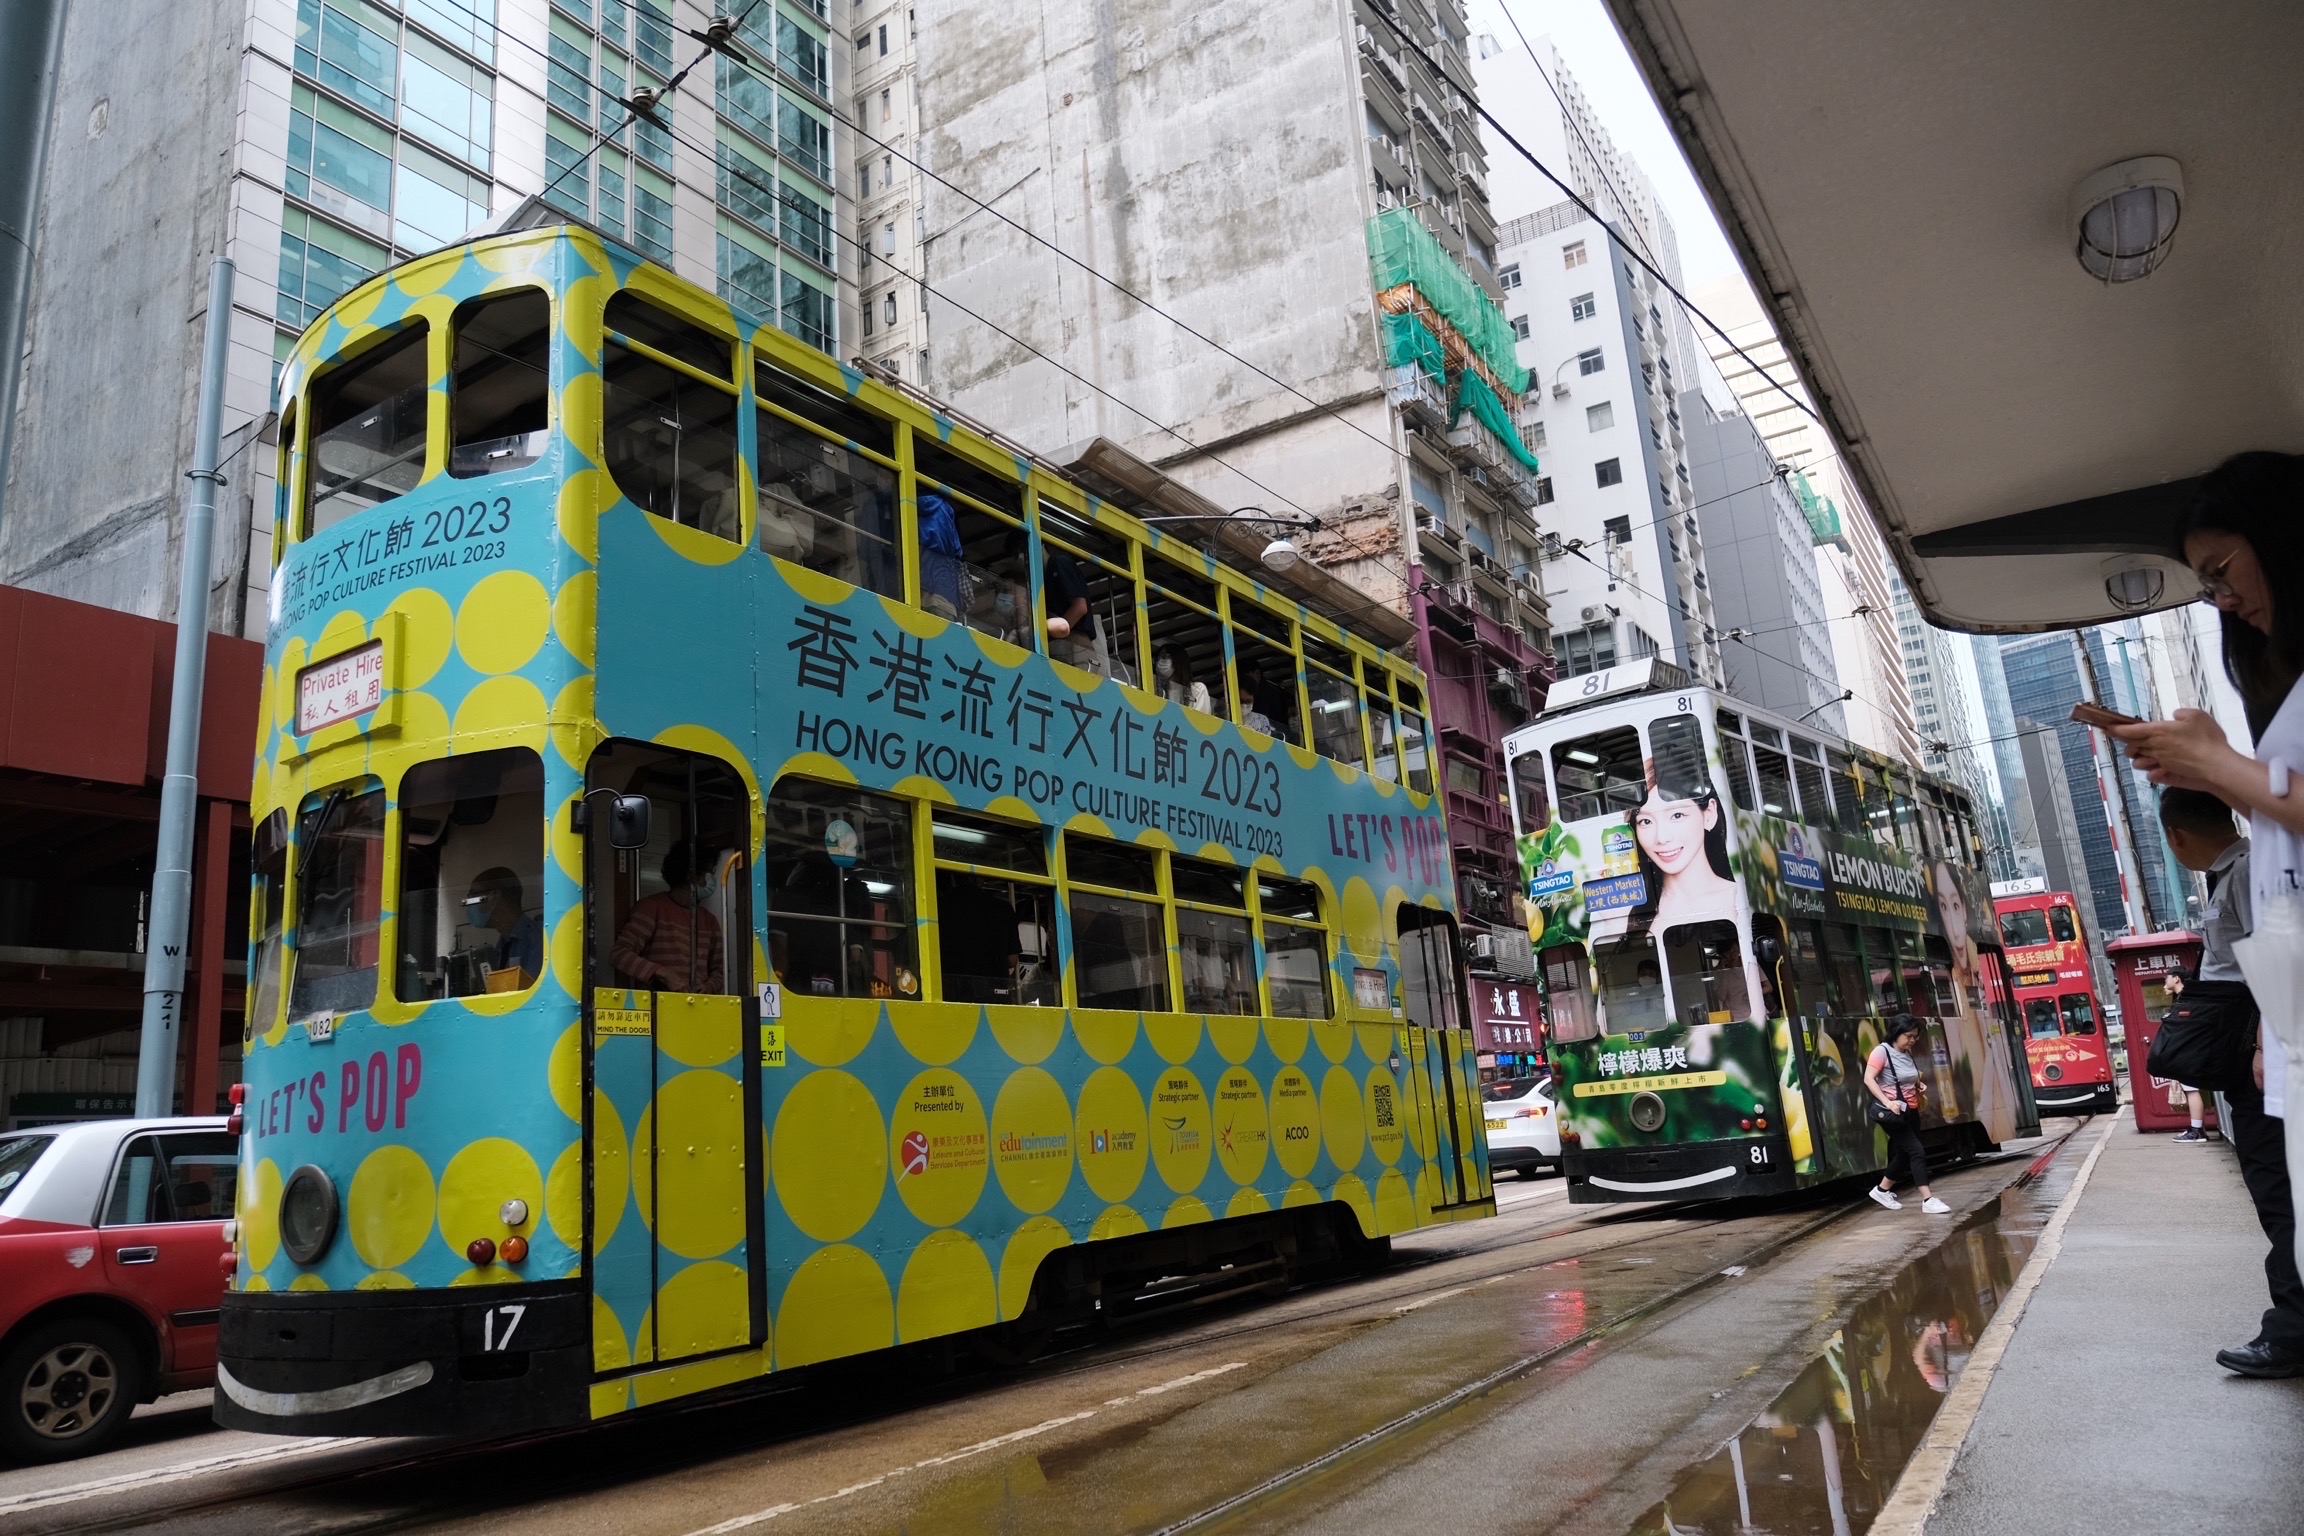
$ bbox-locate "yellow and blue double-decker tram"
[218,225,1491,1437]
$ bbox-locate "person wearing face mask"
[1153,645,1212,713]
[464,867,544,992]
[2114,451,2304,1377]
[613,840,727,993]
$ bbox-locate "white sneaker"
[1869,1186,1902,1210]
[1921,1197,1951,1215]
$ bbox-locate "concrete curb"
[1869,1112,2119,1536]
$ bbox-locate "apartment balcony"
[1409,93,1452,148]
[1420,579,1479,644]
[1446,416,1508,471]
[1386,365,1449,430]
[1367,131,1409,187]
[1446,789,1514,863]
[1359,48,1411,134]
[1493,457,1541,509]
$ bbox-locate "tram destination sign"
[296,640,385,735]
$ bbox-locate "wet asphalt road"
[0,1124,2094,1536]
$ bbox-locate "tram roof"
[1602,1,2304,633]
[294,214,1421,667]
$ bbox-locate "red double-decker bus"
[1992,884,2117,1114]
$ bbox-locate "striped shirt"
[612,893,725,993]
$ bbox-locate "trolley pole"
[135,257,236,1118]
[0,0,70,532]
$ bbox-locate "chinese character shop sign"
[1475,981,1542,1053]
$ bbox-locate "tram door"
[1397,910,1489,1207]
[585,743,761,1373]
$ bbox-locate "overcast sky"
[1464,0,1745,292]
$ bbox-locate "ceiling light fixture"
[2073,156,2183,283]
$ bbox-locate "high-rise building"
[913,0,1555,970]
[1498,202,1718,686]
[1891,575,2008,877]
[1688,276,1916,764]
[1996,627,2187,940]
[2,0,860,635]
[846,0,927,381]
[1680,390,1837,726]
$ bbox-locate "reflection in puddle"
[1629,1206,2039,1535]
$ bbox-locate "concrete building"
[847,0,928,381]
[2,0,862,636]
[1892,574,2011,878]
[1681,390,1840,730]
[912,0,1555,969]
[1689,276,1917,764]
[1500,201,1718,685]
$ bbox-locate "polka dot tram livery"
[218,226,1494,1439]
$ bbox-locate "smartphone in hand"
[2070,701,2143,730]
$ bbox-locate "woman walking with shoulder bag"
[1865,1014,1950,1214]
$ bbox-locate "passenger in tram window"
[918,490,965,620]
[1042,544,1098,668]
[464,868,544,991]
[612,840,726,993]
[1153,644,1212,714]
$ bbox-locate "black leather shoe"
[2215,1339,2304,1378]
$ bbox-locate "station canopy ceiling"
[1603,1,2304,631]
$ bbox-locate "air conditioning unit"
[1468,932,1495,962]
[1580,604,1606,624]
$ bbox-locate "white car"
[1482,1074,1560,1178]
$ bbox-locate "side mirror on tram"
[574,791,654,850]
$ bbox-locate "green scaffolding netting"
[1450,368,1543,472]
[1382,309,1445,382]
[1367,206,1530,394]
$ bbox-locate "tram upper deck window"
[2050,904,2077,944]
[1824,749,1865,836]
[1509,748,1549,833]
[306,323,429,536]
[395,748,545,1000]
[755,360,897,459]
[1714,711,1755,811]
[1065,834,1169,1011]
[1789,738,1830,825]
[931,809,1056,1006]
[1663,919,1750,1027]
[1304,634,1365,769]
[1037,504,1141,680]
[916,440,1029,645]
[1998,907,2050,946]
[450,290,550,476]
[1554,726,1643,821]
[1750,737,1794,818]
[603,293,740,542]
[756,398,899,598]
[1146,557,1230,719]
[1540,944,1598,1043]
[1395,680,1433,794]
[1259,874,1331,1018]
[287,782,387,1019]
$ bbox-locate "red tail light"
[228,1082,247,1106]
[466,1237,497,1266]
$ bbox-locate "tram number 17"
[479,1303,526,1352]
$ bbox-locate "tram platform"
[1921,1113,2304,1534]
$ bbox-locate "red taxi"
[0,1117,237,1462]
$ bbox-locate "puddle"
[1627,1191,2052,1535]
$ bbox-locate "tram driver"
[463,867,545,992]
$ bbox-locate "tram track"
[9,1131,2082,1536]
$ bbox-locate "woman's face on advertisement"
[1935,865,1967,935]
[1635,790,1715,876]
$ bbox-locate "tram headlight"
[1628,1091,1668,1133]
[279,1165,340,1265]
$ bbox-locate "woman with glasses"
[2114,451,2304,1380]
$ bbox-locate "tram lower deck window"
[931,809,1055,1006]
[396,749,545,1000]
[306,323,430,536]
[288,783,388,1018]
[765,778,916,999]
[1065,834,1169,1012]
